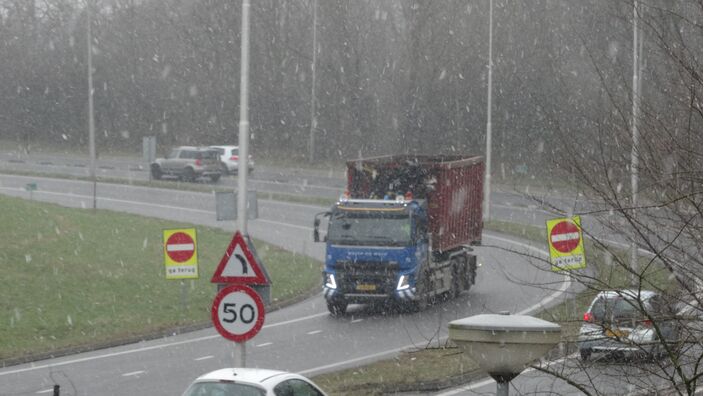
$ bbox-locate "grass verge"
[0,194,322,363]
[314,347,480,396]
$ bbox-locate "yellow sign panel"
[162,228,199,280]
[546,216,586,271]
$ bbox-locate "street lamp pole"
[484,0,493,221]
[87,0,96,211]
[308,0,318,163]
[236,0,252,367]
[630,0,641,286]
[237,0,251,237]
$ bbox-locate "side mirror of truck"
[313,212,330,242]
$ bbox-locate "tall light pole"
[87,0,97,210]
[484,0,493,221]
[237,0,251,237]
[630,0,642,286]
[236,0,252,367]
[308,0,318,163]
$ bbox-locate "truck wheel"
[466,255,477,289]
[580,348,591,361]
[327,300,347,316]
[409,295,428,312]
[150,164,162,180]
[181,167,196,182]
[443,265,459,301]
[450,260,463,299]
[409,275,429,312]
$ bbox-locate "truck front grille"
[334,261,399,295]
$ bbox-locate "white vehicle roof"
[191,367,309,387]
[210,145,239,150]
[594,289,657,300]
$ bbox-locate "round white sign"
[211,284,265,342]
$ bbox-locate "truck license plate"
[605,329,628,338]
[356,283,377,292]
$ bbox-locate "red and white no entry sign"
[166,232,196,263]
[549,220,581,253]
[211,284,265,343]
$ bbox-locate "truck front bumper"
[323,285,418,304]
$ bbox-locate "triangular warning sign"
[211,231,269,285]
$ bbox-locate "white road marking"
[435,355,574,395]
[483,233,571,315]
[299,346,408,376]
[36,389,55,394]
[307,330,323,335]
[194,356,213,361]
[256,218,312,231]
[121,370,145,377]
[351,318,364,324]
[0,312,329,377]
[265,312,328,328]
[255,342,273,347]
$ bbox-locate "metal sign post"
[143,136,157,181]
[211,284,265,368]
[163,228,199,313]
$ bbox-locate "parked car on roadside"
[210,145,254,175]
[577,289,678,361]
[181,368,327,396]
[150,146,222,182]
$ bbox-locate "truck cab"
[315,195,430,315]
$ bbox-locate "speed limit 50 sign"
[211,284,265,342]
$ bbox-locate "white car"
[210,145,254,175]
[182,368,327,396]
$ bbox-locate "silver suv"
[150,146,222,182]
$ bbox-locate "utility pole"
[630,0,641,286]
[308,0,318,163]
[87,0,97,211]
[484,0,493,221]
[236,0,252,367]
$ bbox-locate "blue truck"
[313,155,484,315]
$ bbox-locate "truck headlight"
[324,273,337,289]
[396,275,410,291]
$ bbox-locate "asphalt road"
[0,173,571,395]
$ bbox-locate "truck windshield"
[327,210,412,246]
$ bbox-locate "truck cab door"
[413,213,430,267]
[163,149,180,171]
